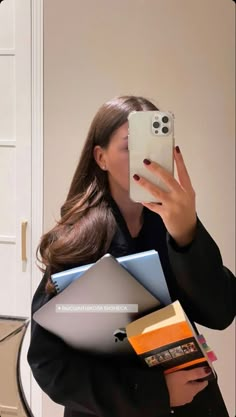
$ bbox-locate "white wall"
[43,1,235,416]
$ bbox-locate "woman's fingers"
[133,149,197,246]
[184,366,212,382]
[141,201,164,215]
[133,173,168,202]
[174,146,194,192]
[142,158,180,193]
[165,367,210,407]
[134,148,195,201]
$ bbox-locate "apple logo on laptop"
[113,328,127,343]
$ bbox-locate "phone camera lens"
[162,116,169,123]
[162,126,169,134]
[153,121,160,129]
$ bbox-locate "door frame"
[30,0,43,416]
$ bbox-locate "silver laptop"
[33,254,161,355]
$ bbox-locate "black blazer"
[27,203,235,417]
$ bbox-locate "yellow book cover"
[126,300,216,378]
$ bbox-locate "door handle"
[21,221,28,262]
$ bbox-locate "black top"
[27,202,236,417]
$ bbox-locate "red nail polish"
[175,146,180,154]
[143,159,151,165]
[204,366,212,374]
[133,174,140,181]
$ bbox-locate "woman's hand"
[165,367,211,407]
[133,146,197,247]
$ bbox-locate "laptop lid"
[51,249,171,306]
[33,254,161,355]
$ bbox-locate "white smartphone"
[128,110,175,203]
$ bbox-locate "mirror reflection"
[0,0,235,417]
[0,317,32,417]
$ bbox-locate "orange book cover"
[126,300,216,378]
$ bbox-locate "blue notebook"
[51,250,171,306]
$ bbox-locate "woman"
[27,96,235,417]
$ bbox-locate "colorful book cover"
[126,300,217,378]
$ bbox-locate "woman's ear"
[93,146,107,170]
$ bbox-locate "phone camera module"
[162,116,169,123]
[153,121,160,129]
[162,126,169,134]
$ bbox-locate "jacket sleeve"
[27,273,171,417]
[167,218,236,329]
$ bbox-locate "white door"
[0,0,31,316]
[0,1,43,415]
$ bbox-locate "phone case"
[128,110,175,203]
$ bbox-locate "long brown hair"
[38,95,158,292]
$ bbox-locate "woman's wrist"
[170,218,197,248]
[172,229,196,247]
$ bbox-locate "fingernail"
[133,174,140,181]
[204,366,212,374]
[175,146,180,154]
[143,159,151,165]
